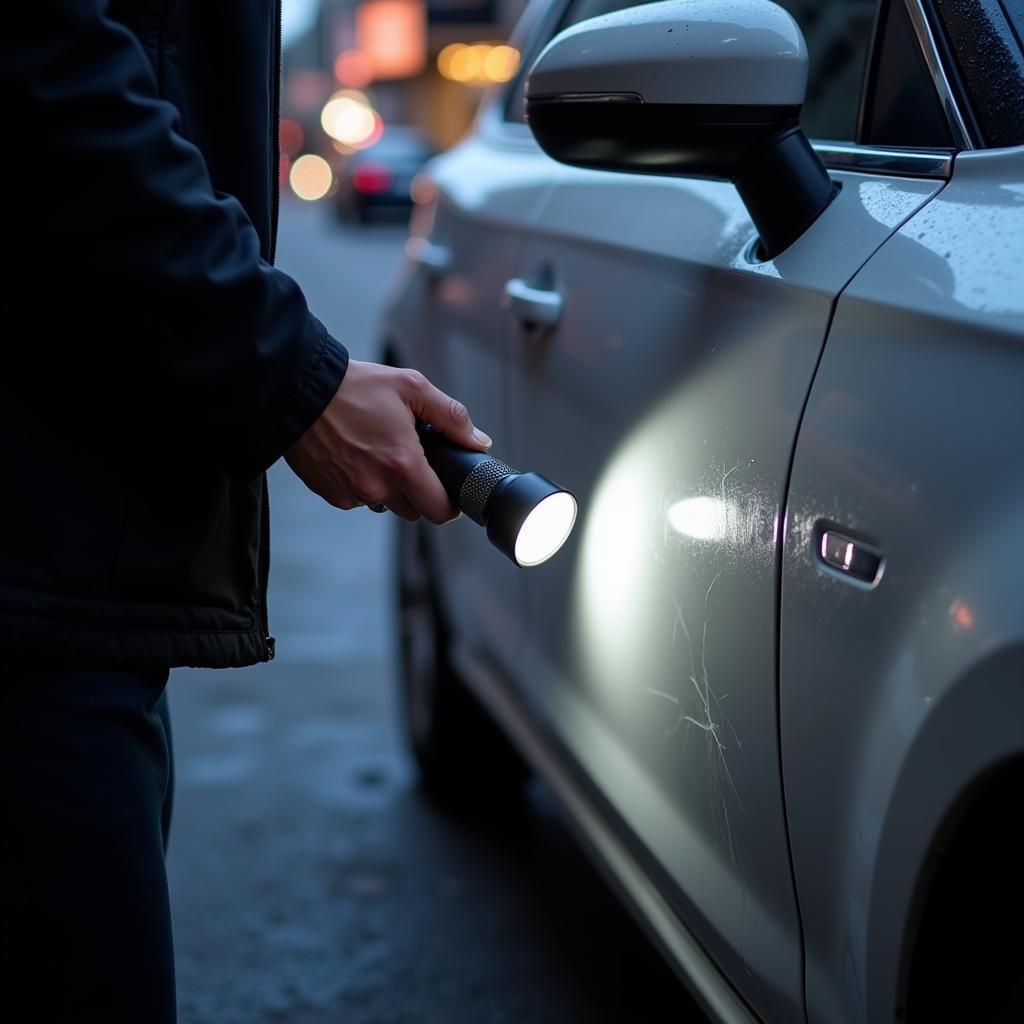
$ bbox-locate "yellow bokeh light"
[448,44,482,82]
[484,45,519,82]
[289,154,333,201]
[438,42,521,84]
[437,43,464,80]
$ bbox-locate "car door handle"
[407,237,451,277]
[503,278,563,327]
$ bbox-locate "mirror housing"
[525,0,837,258]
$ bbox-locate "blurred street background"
[165,201,695,1021]
[277,0,531,214]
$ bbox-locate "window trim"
[900,0,977,148]
[813,140,953,177]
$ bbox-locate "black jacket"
[0,0,348,667]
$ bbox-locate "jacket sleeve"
[4,2,348,479]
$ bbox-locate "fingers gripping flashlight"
[417,424,578,568]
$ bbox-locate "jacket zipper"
[270,0,282,265]
[260,474,275,660]
[260,0,283,662]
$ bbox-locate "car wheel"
[395,519,529,805]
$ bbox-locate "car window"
[859,0,956,146]
[775,0,875,139]
[931,0,1024,146]
[1002,0,1024,40]
[502,0,874,141]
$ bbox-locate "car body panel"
[381,1,1024,1018]
[780,144,1024,1024]
[492,155,940,1020]
[384,134,559,679]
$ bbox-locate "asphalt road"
[167,200,701,1024]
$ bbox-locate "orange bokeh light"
[951,600,975,631]
[437,42,521,85]
[357,0,426,80]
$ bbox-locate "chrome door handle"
[407,237,451,277]
[503,278,563,327]
[818,529,884,586]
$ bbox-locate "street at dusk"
[6,0,1023,1021]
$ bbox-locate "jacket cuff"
[236,316,349,479]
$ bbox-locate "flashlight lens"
[513,491,578,567]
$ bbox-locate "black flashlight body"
[416,423,504,524]
[416,423,575,567]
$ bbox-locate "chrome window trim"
[813,141,954,178]
[479,114,956,178]
[480,115,956,177]
[902,0,976,149]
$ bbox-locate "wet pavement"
[166,201,701,1023]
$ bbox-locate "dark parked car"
[334,126,434,224]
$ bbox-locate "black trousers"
[1,664,176,1023]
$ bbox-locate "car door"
[778,1,1024,1020]
[499,0,951,1018]
[386,0,565,680]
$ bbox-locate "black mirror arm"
[733,126,837,260]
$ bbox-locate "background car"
[380,1,1024,1022]
[334,125,435,224]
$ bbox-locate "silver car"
[380,0,1024,1021]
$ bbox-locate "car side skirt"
[450,640,762,1024]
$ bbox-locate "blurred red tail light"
[353,163,393,194]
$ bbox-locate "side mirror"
[525,0,836,258]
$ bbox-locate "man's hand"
[284,360,492,523]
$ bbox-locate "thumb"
[408,377,492,452]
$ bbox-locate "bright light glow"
[321,95,381,148]
[289,154,333,201]
[514,492,578,567]
[667,496,729,542]
[577,456,651,624]
[571,445,660,715]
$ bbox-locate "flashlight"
[417,423,578,568]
